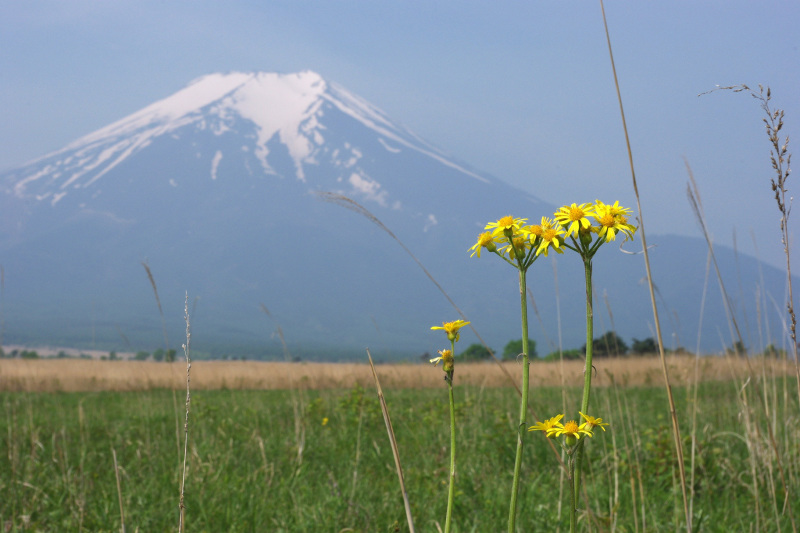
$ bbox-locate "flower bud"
[579,226,593,247]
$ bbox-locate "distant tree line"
[457,337,538,362]
[0,348,179,361]
[449,331,794,362]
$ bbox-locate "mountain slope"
[0,71,794,358]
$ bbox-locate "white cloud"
[423,214,438,232]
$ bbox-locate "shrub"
[583,331,628,357]
[543,349,582,361]
[502,338,537,360]
[631,337,658,355]
[459,343,493,361]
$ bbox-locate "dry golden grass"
[0,354,796,392]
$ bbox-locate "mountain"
[0,71,794,359]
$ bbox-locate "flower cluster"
[455,199,628,531]
[430,319,470,378]
[469,200,636,265]
[528,412,609,447]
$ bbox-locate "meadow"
[1,357,798,531]
[1,8,797,533]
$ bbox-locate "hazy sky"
[1,1,799,269]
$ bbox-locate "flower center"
[497,215,515,228]
[569,206,585,221]
[478,232,493,246]
[599,213,615,227]
[563,420,579,434]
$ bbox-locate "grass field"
[1,354,795,392]
[1,357,798,531]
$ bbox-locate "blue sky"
[1,1,799,269]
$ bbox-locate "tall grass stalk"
[112,447,125,533]
[366,348,415,533]
[686,170,744,350]
[141,260,171,361]
[722,85,798,405]
[598,0,691,529]
[178,293,192,533]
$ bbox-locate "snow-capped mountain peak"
[7,71,487,206]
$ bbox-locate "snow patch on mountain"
[75,72,252,146]
[211,150,222,180]
[348,172,388,206]
[324,81,489,184]
[378,138,401,153]
[227,71,326,181]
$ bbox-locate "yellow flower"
[528,414,564,438]
[533,217,565,256]
[554,203,595,238]
[599,200,632,218]
[549,419,594,441]
[528,216,554,240]
[429,349,454,373]
[485,215,528,238]
[322,417,329,426]
[615,214,637,239]
[579,412,609,432]
[593,201,636,242]
[431,320,470,342]
[469,231,498,258]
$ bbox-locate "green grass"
[1,380,798,531]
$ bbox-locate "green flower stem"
[444,339,456,533]
[508,268,531,533]
[568,452,578,533]
[573,258,594,508]
[445,379,456,532]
